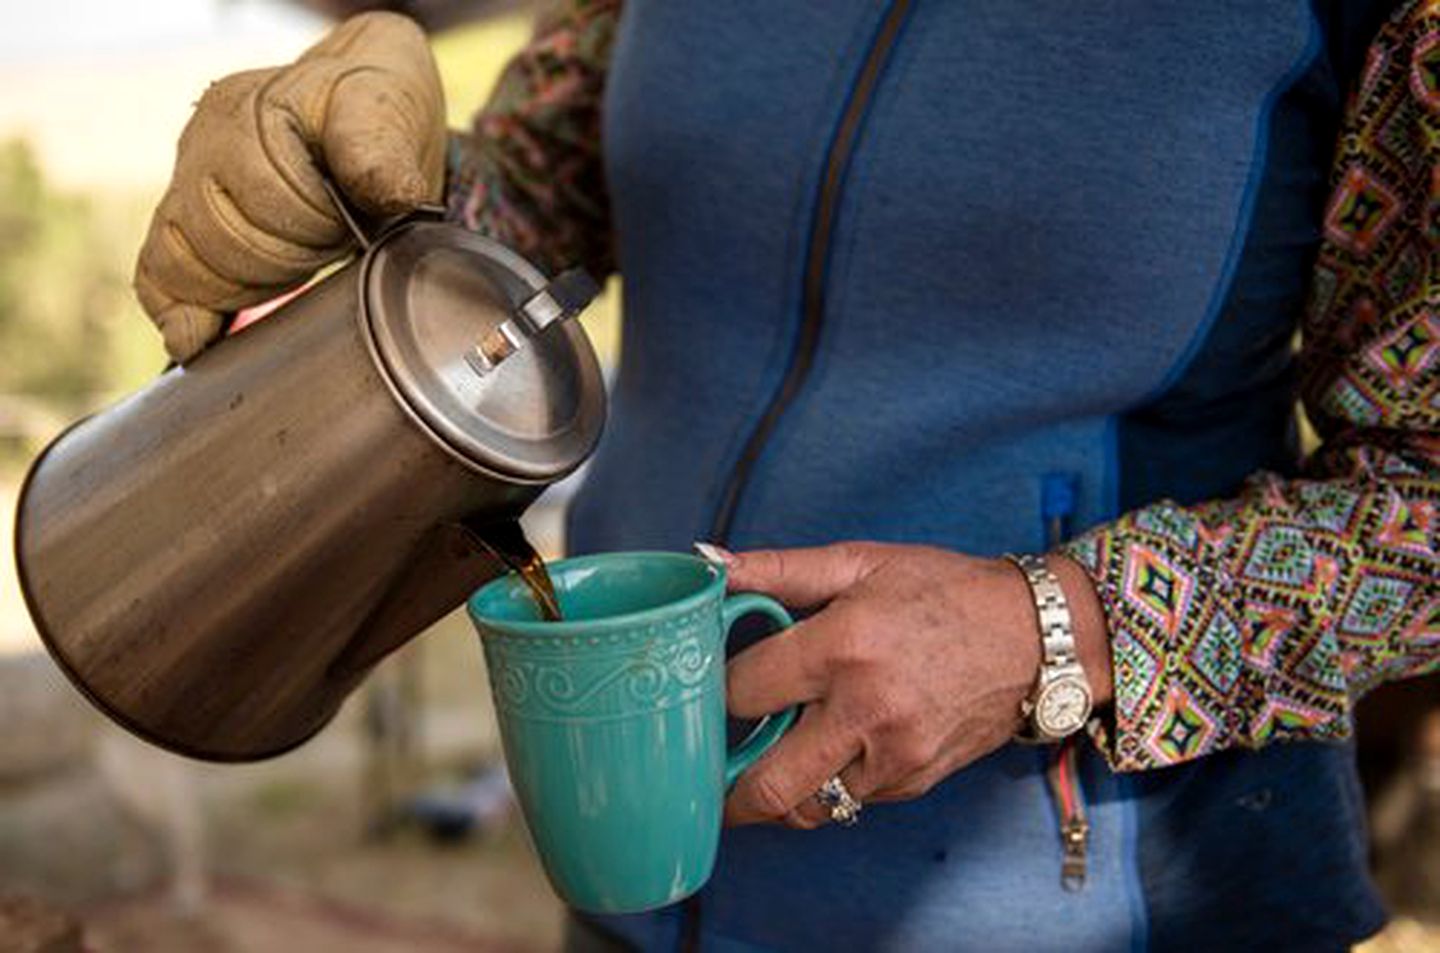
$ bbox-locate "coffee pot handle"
[172,175,444,369]
[317,176,450,252]
[720,593,799,790]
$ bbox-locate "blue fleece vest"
[567,1,1396,949]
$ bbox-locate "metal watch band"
[1004,552,1091,742]
[1004,553,1076,668]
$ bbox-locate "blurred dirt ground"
[84,878,536,953]
[0,619,568,952]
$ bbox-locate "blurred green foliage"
[0,139,159,468]
[0,139,112,405]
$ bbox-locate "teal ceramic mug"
[466,551,797,914]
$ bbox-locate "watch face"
[1036,678,1092,737]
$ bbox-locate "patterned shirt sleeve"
[1061,1,1440,773]
[445,0,621,278]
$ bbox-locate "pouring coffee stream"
[475,521,564,622]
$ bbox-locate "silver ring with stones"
[815,776,862,827]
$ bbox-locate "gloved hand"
[134,12,446,362]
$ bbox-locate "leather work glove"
[134,12,446,362]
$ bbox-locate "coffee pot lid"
[361,220,606,483]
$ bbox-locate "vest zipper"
[686,7,915,948]
[707,0,916,544]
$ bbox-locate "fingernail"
[693,541,736,566]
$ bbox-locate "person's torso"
[568,1,1395,949]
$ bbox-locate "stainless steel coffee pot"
[13,210,606,761]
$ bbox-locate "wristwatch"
[1004,553,1093,743]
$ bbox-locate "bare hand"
[718,542,1112,828]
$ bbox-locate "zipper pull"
[1061,816,1089,892]
[1047,737,1090,892]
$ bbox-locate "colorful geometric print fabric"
[449,0,1438,774]
[446,0,619,279]
[1062,0,1440,772]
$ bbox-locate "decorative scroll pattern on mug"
[487,635,715,718]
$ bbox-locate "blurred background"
[0,1,1434,951]
[0,1,617,950]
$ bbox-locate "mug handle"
[720,593,799,790]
